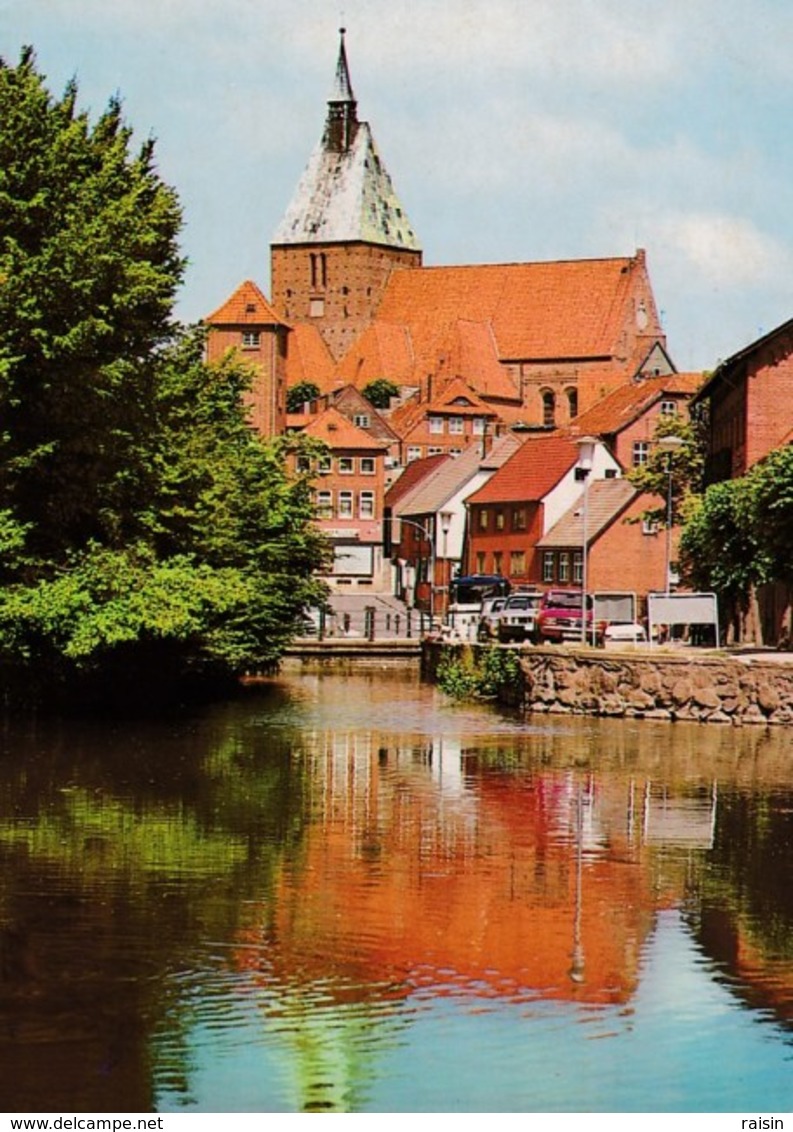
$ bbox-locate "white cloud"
[652,211,792,289]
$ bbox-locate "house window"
[406,446,422,462]
[632,441,649,467]
[496,510,505,531]
[512,507,527,531]
[567,388,578,419]
[558,551,570,582]
[642,517,659,535]
[242,331,260,349]
[296,455,311,473]
[660,400,677,416]
[428,416,444,434]
[360,457,375,475]
[338,456,354,475]
[573,551,583,584]
[318,455,332,475]
[449,448,462,456]
[359,491,375,519]
[449,416,464,434]
[338,491,353,519]
[309,297,325,318]
[478,509,489,531]
[475,551,487,574]
[428,446,443,455]
[472,417,486,435]
[354,414,371,428]
[315,490,332,519]
[542,552,555,583]
[542,389,556,427]
[493,551,503,576]
[510,550,527,576]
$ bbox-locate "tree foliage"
[626,414,705,528]
[0,51,328,705]
[286,380,320,413]
[362,378,399,409]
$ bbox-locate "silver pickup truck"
[497,591,542,643]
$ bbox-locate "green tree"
[743,444,793,584]
[362,378,399,409]
[627,414,705,529]
[678,476,769,639]
[0,52,329,704]
[286,380,320,413]
[0,48,183,561]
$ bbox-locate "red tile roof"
[298,406,389,450]
[537,479,638,547]
[385,454,450,508]
[568,372,705,436]
[334,321,416,388]
[205,280,288,326]
[465,434,580,505]
[285,322,338,392]
[375,255,647,362]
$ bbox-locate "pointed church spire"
[330,27,355,103]
[325,28,358,153]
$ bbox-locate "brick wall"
[205,325,287,437]
[271,242,421,362]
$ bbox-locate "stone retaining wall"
[424,642,793,725]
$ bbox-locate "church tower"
[271,29,422,362]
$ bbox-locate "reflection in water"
[0,670,792,1111]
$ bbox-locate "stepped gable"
[205,280,288,327]
[466,434,581,505]
[537,478,638,547]
[272,30,419,251]
[296,405,388,450]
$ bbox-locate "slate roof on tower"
[272,29,420,252]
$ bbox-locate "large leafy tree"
[0,48,183,560]
[0,51,328,703]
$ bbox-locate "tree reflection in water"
[0,672,792,1112]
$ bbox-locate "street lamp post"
[388,515,436,626]
[438,510,453,617]
[575,436,597,645]
[656,435,684,594]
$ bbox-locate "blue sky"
[4,0,793,372]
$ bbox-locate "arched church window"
[566,388,578,420]
[542,389,556,428]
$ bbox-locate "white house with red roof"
[464,434,620,586]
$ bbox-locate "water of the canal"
[1,665,792,1114]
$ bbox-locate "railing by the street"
[299,605,438,643]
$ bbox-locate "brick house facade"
[204,279,289,437]
[694,316,793,483]
[288,406,390,591]
[463,435,621,586]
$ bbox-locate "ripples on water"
[1,668,793,1112]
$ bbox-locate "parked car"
[477,595,508,640]
[536,590,605,644]
[602,621,648,647]
[497,591,542,643]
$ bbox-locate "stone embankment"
[424,642,793,725]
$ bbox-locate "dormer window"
[242,331,260,349]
